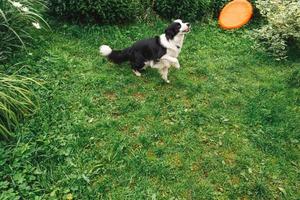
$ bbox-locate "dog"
[99,19,190,83]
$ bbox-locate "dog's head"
[165,19,190,40]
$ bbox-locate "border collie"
[99,19,190,83]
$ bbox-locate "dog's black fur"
[107,22,181,72]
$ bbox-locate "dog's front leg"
[161,55,180,69]
[173,61,180,69]
[159,67,170,83]
[161,55,178,63]
[159,60,171,83]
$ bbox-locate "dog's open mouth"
[183,28,190,32]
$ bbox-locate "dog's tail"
[99,45,130,64]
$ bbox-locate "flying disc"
[219,0,253,30]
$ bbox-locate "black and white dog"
[99,19,190,83]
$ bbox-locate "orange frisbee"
[219,0,253,29]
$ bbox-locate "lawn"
[1,20,299,199]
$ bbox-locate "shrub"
[211,0,259,18]
[47,0,144,24]
[140,0,153,8]
[251,0,300,60]
[211,0,229,15]
[154,0,212,21]
[0,74,40,140]
[154,0,257,21]
[0,0,49,63]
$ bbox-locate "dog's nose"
[187,23,190,27]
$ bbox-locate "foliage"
[153,0,257,21]
[0,0,49,63]
[47,0,144,24]
[0,141,44,199]
[0,73,39,140]
[140,0,153,8]
[47,0,261,23]
[211,0,259,18]
[251,0,300,60]
[154,0,212,21]
[211,0,229,15]
[288,69,300,88]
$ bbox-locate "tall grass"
[0,73,40,140]
[0,0,48,140]
[0,0,49,63]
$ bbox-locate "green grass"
[0,73,39,140]
[0,20,299,199]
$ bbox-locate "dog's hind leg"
[133,70,142,77]
[131,57,145,77]
[131,52,150,77]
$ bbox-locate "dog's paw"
[165,79,170,83]
[174,63,181,69]
[133,70,141,77]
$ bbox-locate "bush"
[154,0,212,21]
[0,74,40,140]
[48,0,261,23]
[211,0,229,15]
[251,0,300,60]
[48,0,144,24]
[154,0,257,21]
[212,0,259,18]
[0,0,49,63]
[140,0,153,8]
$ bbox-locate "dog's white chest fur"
[160,33,184,58]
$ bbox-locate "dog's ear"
[165,26,176,40]
[165,23,180,40]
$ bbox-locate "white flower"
[11,1,23,8]
[21,6,29,12]
[32,22,41,29]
